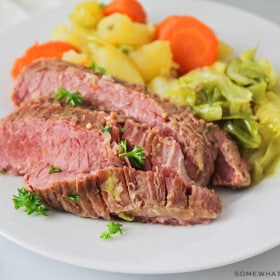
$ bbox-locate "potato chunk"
[86,36,144,84]
[52,24,95,50]
[128,40,174,82]
[96,13,154,47]
[69,1,104,28]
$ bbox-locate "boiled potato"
[128,40,173,82]
[218,40,234,61]
[69,1,104,28]
[148,76,175,100]
[86,36,144,84]
[62,50,90,66]
[52,24,95,50]
[149,76,187,105]
[96,13,154,47]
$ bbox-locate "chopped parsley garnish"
[120,127,126,135]
[0,169,7,175]
[53,87,84,107]
[118,44,134,54]
[49,165,61,174]
[100,124,111,133]
[87,62,106,74]
[100,221,123,240]
[13,188,49,216]
[119,140,145,169]
[68,194,80,203]
[205,125,212,134]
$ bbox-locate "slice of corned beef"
[0,97,192,185]
[24,165,222,225]
[207,124,251,188]
[0,97,124,175]
[11,58,217,186]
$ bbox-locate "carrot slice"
[155,15,184,40]
[155,15,219,74]
[103,0,147,23]
[11,41,79,79]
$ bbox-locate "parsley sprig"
[87,62,106,74]
[100,124,111,133]
[68,194,80,203]
[13,188,49,216]
[49,165,61,174]
[119,140,145,169]
[118,44,134,54]
[100,221,123,240]
[53,87,84,107]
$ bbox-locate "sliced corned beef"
[24,165,222,225]
[0,97,123,174]
[11,58,250,188]
[0,97,191,185]
[207,124,251,188]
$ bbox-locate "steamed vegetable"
[128,40,173,82]
[69,1,104,28]
[247,91,280,182]
[85,35,144,84]
[155,15,219,74]
[244,127,280,183]
[96,13,154,47]
[103,0,147,23]
[226,49,278,103]
[51,1,223,83]
[149,48,280,182]
[52,24,93,51]
[11,41,79,79]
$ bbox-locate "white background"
[0,0,280,279]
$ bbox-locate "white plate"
[1,0,280,274]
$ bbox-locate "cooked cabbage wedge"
[149,49,280,183]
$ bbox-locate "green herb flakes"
[100,221,123,240]
[53,87,84,107]
[119,140,145,169]
[13,188,49,216]
[68,194,80,203]
[49,165,61,174]
[100,124,111,133]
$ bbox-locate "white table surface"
[1,0,280,279]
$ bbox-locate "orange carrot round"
[155,15,219,74]
[103,0,147,23]
[11,41,79,79]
